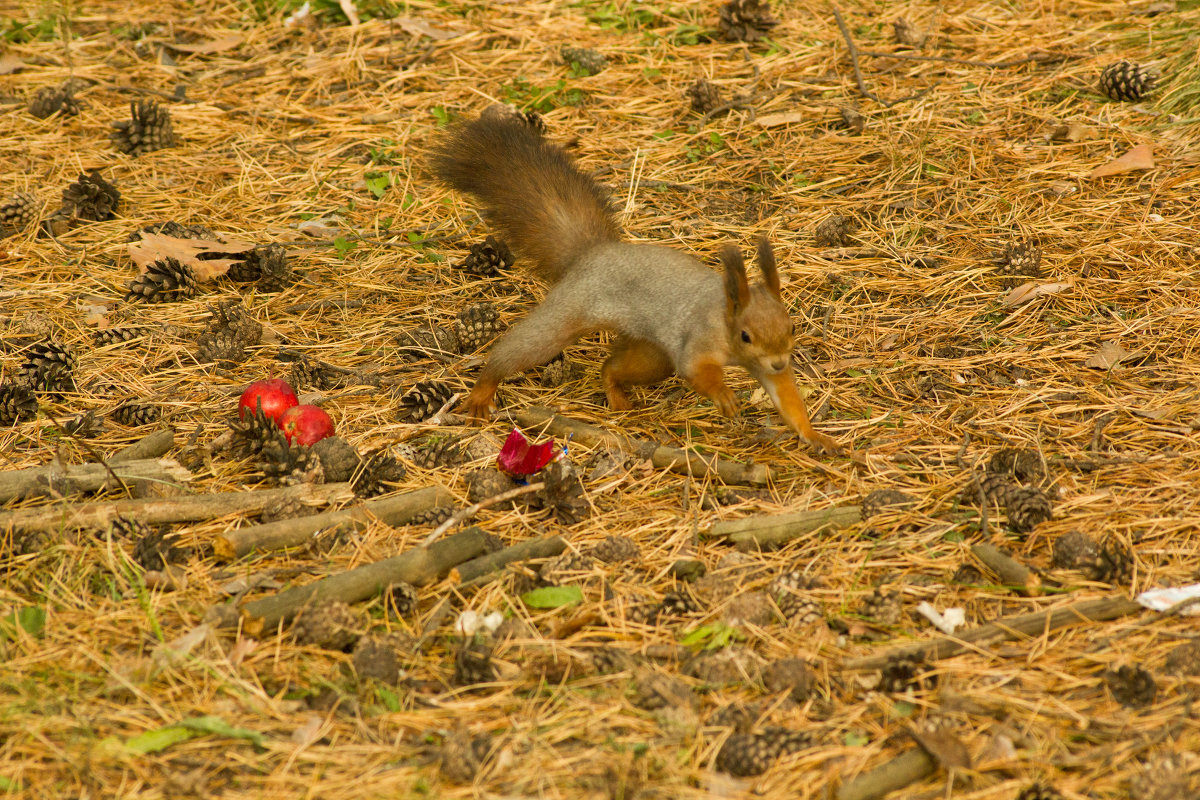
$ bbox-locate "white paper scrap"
[1136,584,1200,615]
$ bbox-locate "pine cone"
[892,17,926,47]
[111,401,162,427]
[60,170,120,222]
[996,240,1043,284]
[439,731,491,784]
[310,436,362,483]
[453,640,498,687]
[1016,783,1064,800]
[289,355,343,391]
[588,646,635,675]
[0,192,42,237]
[717,0,779,42]
[454,303,502,351]
[110,99,176,155]
[228,244,293,292]
[1091,539,1135,585]
[111,514,152,540]
[1052,530,1100,569]
[94,326,152,347]
[466,468,517,504]
[659,587,705,616]
[406,505,455,527]
[258,433,324,485]
[860,489,916,518]
[715,728,812,776]
[762,658,814,702]
[20,341,76,395]
[1004,485,1052,533]
[2,382,40,425]
[260,496,313,522]
[540,550,594,585]
[1165,641,1200,676]
[1105,664,1156,708]
[459,235,514,277]
[29,85,81,119]
[540,355,579,388]
[769,570,824,626]
[860,586,903,625]
[20,311,54,337]
[686,78,723,114]
[960,470,1014,507]
[1099,60,1157,102]
[1128,754,1198,800]
[386,582,419,616]
[397,380,454,422]
[879,653,937,693]
[131,524,187,571]
[815,214,856,247]
[395,324,460,360]
[561,45,607,76]
[988,447,1044,483]
[293,601,360,651]
[352,449,407,498]
[129,220,216,241]
[206,299,262,344]
[590,535,639,564]
[410,435,465,469]
[535,459,588,524]
[351,632,410,684]
[228,405,279,457]
[195,328,249,367]
[62,410,103,438]
[126,257,199,303]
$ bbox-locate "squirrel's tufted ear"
[720,244,750,316]
[756,235,781,299]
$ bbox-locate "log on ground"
[0,458,191,504]
[705,505,862,548]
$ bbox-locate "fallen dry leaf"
[291,714,325,747]
[757,112,809,128]
[159,34,244,54]
[226,636,258,667]
[128,232,256,281]
[1089,143,1155,179]
[910,725,972,770]
[1050,122,1095,142]
[1086,340,1141,369]
[1003,279,1074,306]
[0,53,25,74]
[395,17,461,40]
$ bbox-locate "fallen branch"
[110,428,176,463]
[829,3,936,108]
[213,486,452,562]
[837,748,936,800]
[704,505,862,548]
[971,543,1042,594]
[0,482,353,534]
[451,534,566,585]
[235,527,492,635]
[840,595,1144,672]
[511,406,770,486]
[0,457,191,504]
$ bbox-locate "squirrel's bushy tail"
[432,112,620,282]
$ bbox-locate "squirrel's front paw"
[460,382,496,421]
[806,431,843,456]
[712,387,738,418]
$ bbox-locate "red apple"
[238,379,298,424]
[278,404,335,446]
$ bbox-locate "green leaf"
[364,171,391,199]
[377,685,402,712]
[843,731,869,747]
[680,622,742,650]
[521,585,583,609]
[124,726,197,755]
[893,700,917,718]
[430,106,450,127]
[332,236,357,258]
[178,716,265,747]
[0,776,22,791]
[0,606,45,641]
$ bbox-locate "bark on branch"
[213,486,452,562]
[0,482,353,534]
[0,458,191,504]
[512,406,770,486]
[704,505,862,547]
[451,534,567,585]
[837,748,936,800]
[234,527,492,635]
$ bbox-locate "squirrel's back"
[431,110,620,282]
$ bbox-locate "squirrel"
[431,107,840,454]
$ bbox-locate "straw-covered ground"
[2,0,1199,797]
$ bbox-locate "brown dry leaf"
[0,52,25,74]
[910,725,972,770]
[1051,122,1095,142]
[1086,340,1141,369]
[160,34,244,54]
[338,0,361,26]
[128,231,256,281]
[1003,279,1074,307]
[1089,143,1155,179]
[291,714,325,747]
[226,636,258,666]
[395,17,461,40]
[757,112,809,128]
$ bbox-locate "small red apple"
[238,379,298,424]
[278,404,335,446]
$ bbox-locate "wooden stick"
[213,486,452,562]
[110,428,176,463]
[0,482,353,534]
[511,406,770,486]
[837,748,936,800]
[235,527,492,635]
[421,482,544,547]
[840,595,1144,672]
[971,543,1042,594]
[451,534,566,585]
[0,458,192,504]
[704,505,862,547]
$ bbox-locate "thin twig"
[421,481,546,546]
[857,50,1058,69]
[829,4,937,108]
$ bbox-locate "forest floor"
[1,0,1199,797]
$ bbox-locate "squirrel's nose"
[770,358,788,373]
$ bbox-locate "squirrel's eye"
[740,330,752,344]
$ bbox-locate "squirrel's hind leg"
[461,304,591,419]
[602,336,673,410]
